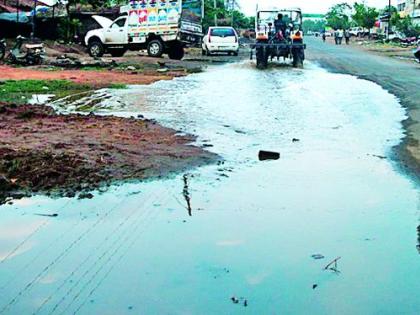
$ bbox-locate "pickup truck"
[85,0,203,60]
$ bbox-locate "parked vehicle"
[0,39,5,61]
[242,28,256,39]
[6,36,45,65]
[251,7,306,69]
[349,27,368,37]
[414,45,420,62]
[202,27,239,56]
[85,0,203,60]
[399,36,418,47]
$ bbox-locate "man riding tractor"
[252,8,306,69]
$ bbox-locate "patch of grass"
[0,80,125,104]
[108,83,127,89]
[0,80,92,104]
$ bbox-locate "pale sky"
[238,0,396,15]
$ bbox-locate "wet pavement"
[1,61,419,314]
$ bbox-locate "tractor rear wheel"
[256,46,268,69]
[292,48,304,68]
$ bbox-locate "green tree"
[352,2,379,30]
[394,15,420,36]
[202,0,253,31]
[302,19,326,33]
[325,3,351,29]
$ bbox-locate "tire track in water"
[34,188,163,315]
[0,197,129,314]
[50,188,171,315]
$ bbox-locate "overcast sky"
[237,0,396,15]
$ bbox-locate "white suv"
[202,27,239,56]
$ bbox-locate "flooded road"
[1,61,419,314]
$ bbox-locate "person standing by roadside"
[345,29,351,45]
[334,29,339,45]
[322,31,326,43]
[337,29,344,45]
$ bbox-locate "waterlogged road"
[0,61,419,314]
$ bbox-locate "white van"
[202,27,239,56]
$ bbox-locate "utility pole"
[214,0,217,26]
[16,0,20,36]
[387,0,391,40]
[32,0,38,39]
[231,0,235,27]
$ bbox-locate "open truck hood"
[92,15,113,29]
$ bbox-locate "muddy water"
[1,62,419,315]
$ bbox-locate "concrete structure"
[397,0,420,25]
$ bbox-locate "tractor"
[251,7,306,69]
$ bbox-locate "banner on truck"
[127,0,181,35]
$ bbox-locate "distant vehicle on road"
[84,0,203,60]
[202,27,239,56]
[242,28,256,39]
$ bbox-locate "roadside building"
[396,0,420,25]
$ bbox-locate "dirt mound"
[0,103,218,202]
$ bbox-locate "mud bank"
[0,65,184,88]
[0,103,217,203]
[306,37,420,182]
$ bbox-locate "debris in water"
[231,296,248,307]
[258,150,280,161]
[78,192,94,200]
[311,254,325,260]
[417,225,420,254]
[324,257,341,273]
[369,154,387,160]
[312,284,318,290]
[292,138,300,142]
[34,213,58,217]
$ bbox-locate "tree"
[302,19,327,33]
[394,15,420,36]
[352,2,378,30]
[325,3,352,30]
[381,5,420,37]
[202,0,253,31]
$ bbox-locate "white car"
[202,27,239,56]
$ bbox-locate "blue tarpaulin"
[0,12,30,23]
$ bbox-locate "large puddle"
[1,62,419,314]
